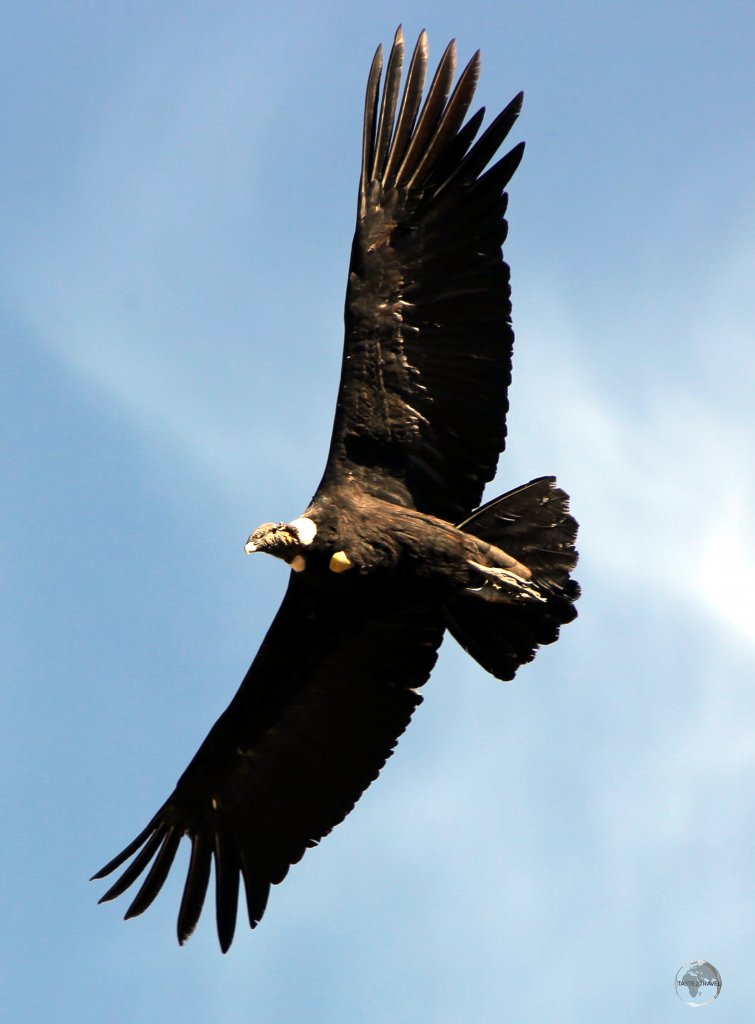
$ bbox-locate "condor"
[94,27,579,952]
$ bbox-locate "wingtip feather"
[177,832,212,946]
[90,816,160,880]
[95,826,166,904]
[122,827,181,920]
[214,832,241,953]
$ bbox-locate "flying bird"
[93,27,579,952]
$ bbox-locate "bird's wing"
[317,28,524,523]
[93,575,444,952]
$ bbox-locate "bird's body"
[94,28,579,952]
[253,487,550,607]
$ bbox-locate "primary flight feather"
[93,27,579,953]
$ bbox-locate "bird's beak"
[244,539,257,554]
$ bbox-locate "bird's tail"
[444,476,579,681]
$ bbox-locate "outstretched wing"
[317,28,524,523]
[93,576,444,952]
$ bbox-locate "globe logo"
[674,961,722,1006]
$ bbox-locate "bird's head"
[244,516,317,563]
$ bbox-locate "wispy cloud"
[513,229,755,649]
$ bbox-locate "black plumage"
[93,27,579,952]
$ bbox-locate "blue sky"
[2,1,753,1021]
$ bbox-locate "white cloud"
[513,239,755,650]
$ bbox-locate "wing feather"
[213,829,241,954]
[434,92,523,197]
[402,49,479,189]
[371,27,404,182]
[97,826,166,903]
[177,832,212,943]
[123,826,180,919]
[359,44,383,213]
[381,30,428,184]
[394,38,458,186]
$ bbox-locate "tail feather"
[445,477,579,681]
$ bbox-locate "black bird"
[93,27,579,952]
